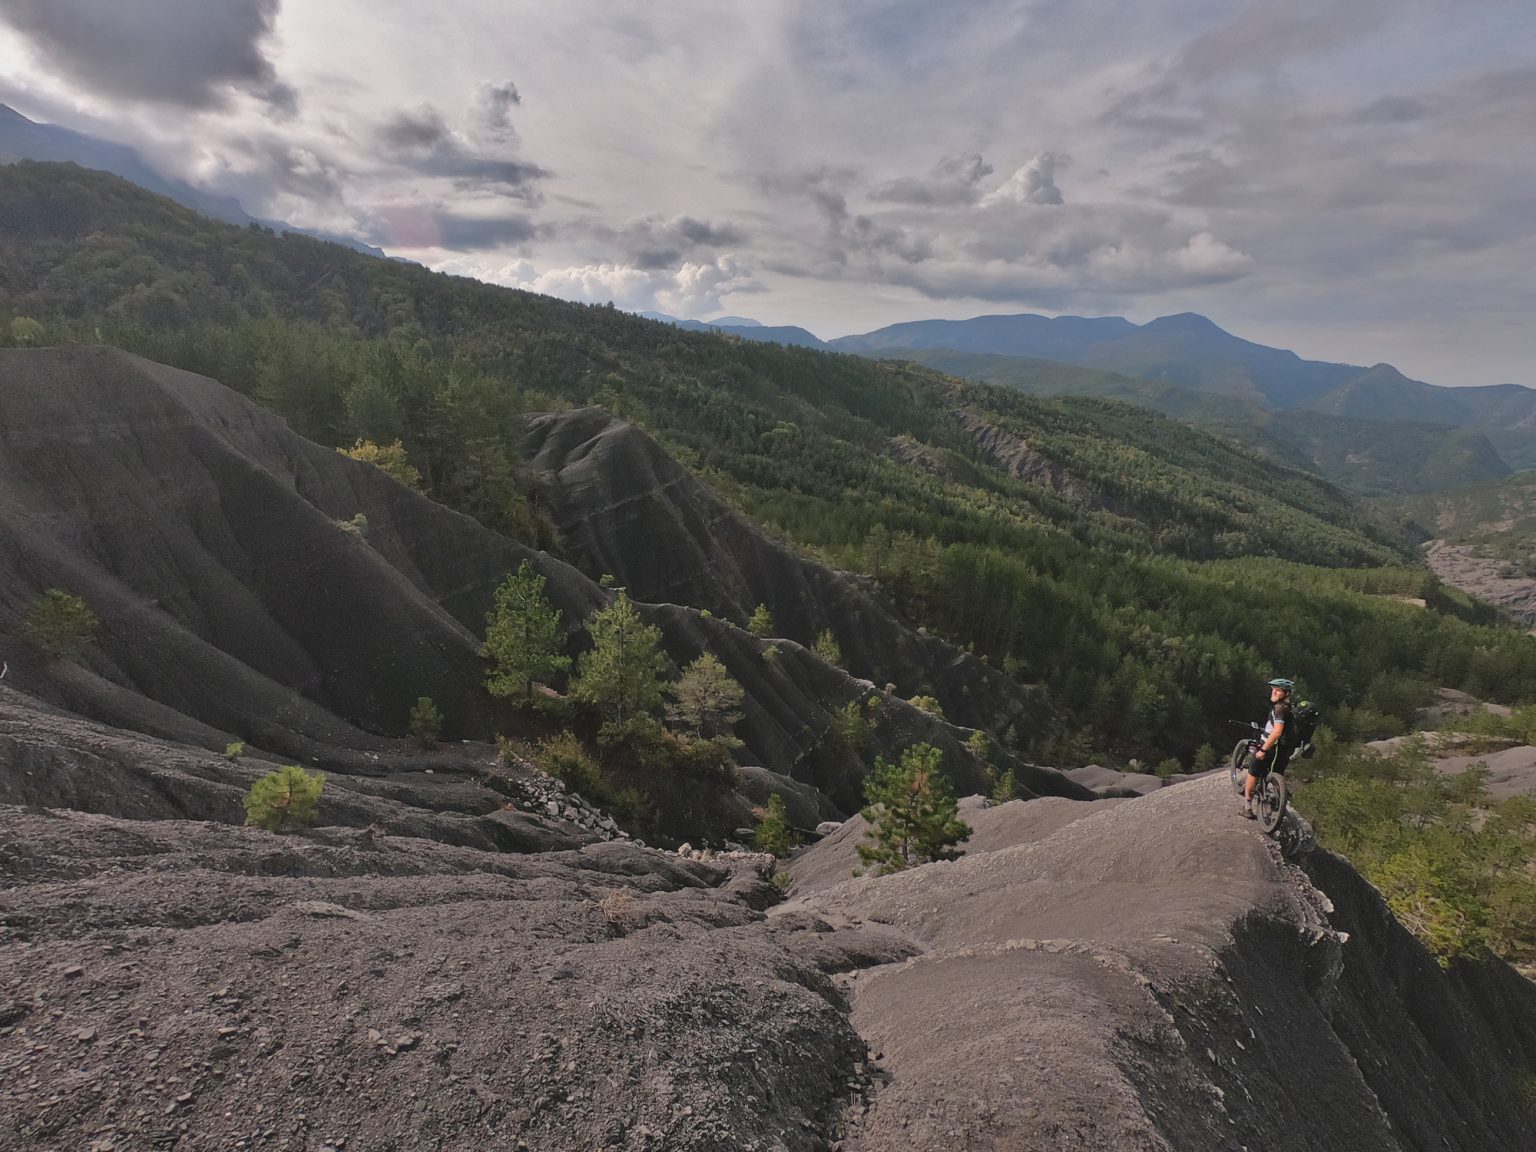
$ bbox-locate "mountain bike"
[1227,721,1288,834]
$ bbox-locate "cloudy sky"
[1,0,1532,385]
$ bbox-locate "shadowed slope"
[525,407,1051,740]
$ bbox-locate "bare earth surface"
[6,714,1536,1150]
[1424,540,1536,625]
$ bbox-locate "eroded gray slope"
[524,407,1050,742]
[785,777,1536,1151]
[0,347,1086,837]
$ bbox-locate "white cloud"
[450,253,763,316]
[2,0,1534,382]
[981,153,1066,207]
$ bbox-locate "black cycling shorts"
[1244,748,1291,778]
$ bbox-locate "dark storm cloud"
[799,173,930,264]
[369,208,536,252]
[1353,95,1433,124]
[473,81,522,137]
[0,0,296,111]
[380,107,451,150]
[377,102,548,197]
[583,214,749,269]
[870,152,994,206]
[433,212,537,250]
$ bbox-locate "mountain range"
[0,102,388,258]
[831,312,1536,460]
[8,101,1530,484]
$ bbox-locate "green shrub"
[243,765,325,833]
[409,696,442,746]
[339,438,422,490]
[907,694,945,719]
[827,700,868,755]
[991,767,1018,802]
[224,741,245,760]
[484,560,570,707]
[813,629,843,667]
[752,794,797,856]
[667,652,745,739]
[540,731,602,796]
[572,591,668,746]
[537,731,652,826]
[748,604,774,638]
[20,589,99,661]
[8,316,44,345]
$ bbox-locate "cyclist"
[1243,677,1294,819]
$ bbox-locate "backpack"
[1286,700,1321,756]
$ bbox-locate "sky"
[0,0,1532,386]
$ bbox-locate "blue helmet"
[1267,677,1295,693]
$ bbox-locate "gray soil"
[1424,540,1536,625]
[8,722,1536,1152]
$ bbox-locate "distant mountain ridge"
[865,346,1513,496]
[637,310,830,350]
[837,311,1536,469]
[0,103,387,258]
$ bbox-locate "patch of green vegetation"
[20,589,99,662]
[243,765,325,833]
[1292,738,1536,966]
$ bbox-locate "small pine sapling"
[243,765,325,833]
[409,696,443,746]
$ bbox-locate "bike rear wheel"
[1255,772,1288,834]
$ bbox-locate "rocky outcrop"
[1424,539,1536,624]
[524,408,1051,742]
[952,407,1080,497]
[0,804,901,1152]
[781,778,1536,1150]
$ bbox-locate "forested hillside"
[866,346,1512,496]
[6,160,1536,763]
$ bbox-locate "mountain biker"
[1243,677,1294,819]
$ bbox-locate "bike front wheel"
[1256,773,1288,834]
[1229,740,1251,794]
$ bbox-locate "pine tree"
[752,794,796,856]
[991,767,1019,802]
[857,743,971,875]
[409,696,442,746]
[748,603,775,638]
[243,765,325,833]
[1192,743,1218,774]
[485,560,570,706]
[574,591,669,744]
[813,629,843,667]
[668,652,745,739]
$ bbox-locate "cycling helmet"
[1266,677,1295,693]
